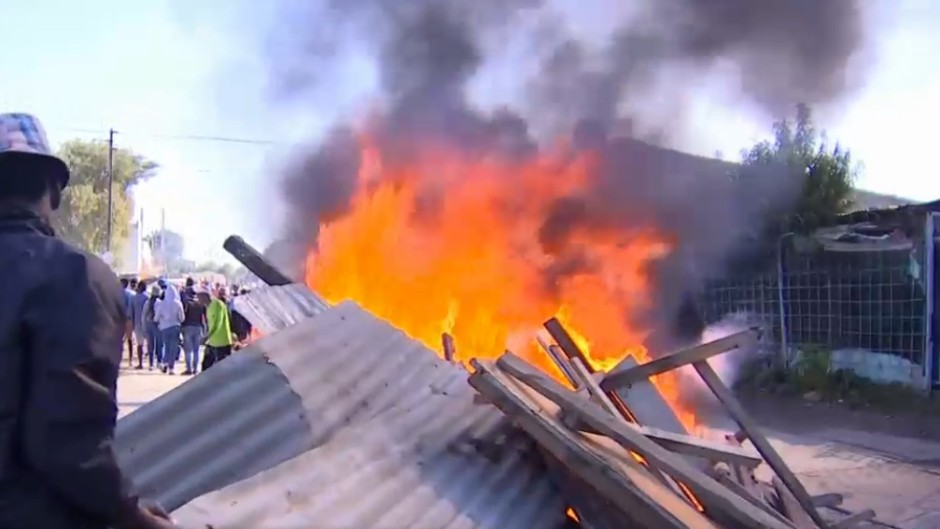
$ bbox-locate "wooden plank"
[694,360,829,529]
[760,481,784,514]
[810,494,843,508]
[540,320,674,442]
[441,333,456,362]
[732,463,758,492]
[610,357,714,473]
[570,357,622,414]
[772,478,820,529]
[570,360,732,469]
[601,328,759,391]
[536,335,580,387]
[543,317,594,369]
[566,357,678,491]
[541,450,637,529]
[492,353,795,529]
[538,326,704,502]
[582,433,720,528]
[712,470,796,528]
[469,361,720,529]
[830,509,875,529]
[634,425,763,470]
[722,432,764,487]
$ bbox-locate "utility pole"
[161,208,166,275]
[106,128,115,254]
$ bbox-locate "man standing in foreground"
[0,114,177,529]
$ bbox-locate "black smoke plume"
[270,0,867,350]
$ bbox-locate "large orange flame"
[304,132,697,431]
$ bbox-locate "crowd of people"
[118,276,254,376]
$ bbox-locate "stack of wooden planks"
[466,321,882,529]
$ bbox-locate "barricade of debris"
[468,322,882,529]
[115,236,883,529]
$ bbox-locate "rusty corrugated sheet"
[116,301,565,528]
[233,283,330,334]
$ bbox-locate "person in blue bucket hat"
[0,113,178,529]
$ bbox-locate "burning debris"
[266,0,870,424]
[469,329,882,529]
[241,1,875,524]
[207,239,883,529]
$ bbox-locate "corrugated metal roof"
[233,283,330,334]
[116,301,565,528]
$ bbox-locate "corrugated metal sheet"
[174,390,563,529]
[116,301,565,528]
[233,283,330,334]
[114,352,316,510]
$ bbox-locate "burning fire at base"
[302,131,707,431]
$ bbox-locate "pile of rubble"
[125,237,884,529]
[468,319,881,529]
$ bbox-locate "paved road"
[117,370,940,528]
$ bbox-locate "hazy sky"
[1,0,938,263]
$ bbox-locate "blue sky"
[1,0,939,263]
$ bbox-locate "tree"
[54,140,157,260]
[741,104,858,233]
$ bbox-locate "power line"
[49,126,290,147]
[147,132,280,146]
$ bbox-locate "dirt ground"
[717,390,940,529]
[741,389,940,444]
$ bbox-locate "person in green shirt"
[201,290,234,371]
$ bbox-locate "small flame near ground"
[304,132,698,431]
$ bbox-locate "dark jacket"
[0,209,141,529]
[230,308,252,342]
[181,295,206,329]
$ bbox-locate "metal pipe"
[776,232,793,368]
[223,235,294,286]
[923,213,936,392]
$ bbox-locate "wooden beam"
[722,431,763,490]
[543,317,593,369]
[830,509,875,529]
[570,357,621,414]
[469,360,720,529]
[601,328,759,391]
[694,361,829,529]
[441,333,456,362]
[536,335,580,387]
[634,425,763,469]
[772,478,820,529]
[811,494,844,508]
[566,356,762,467]
[608,356,710,478]
[566,357,677,491]
[493,353,795,529]
[712,469,796,528]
